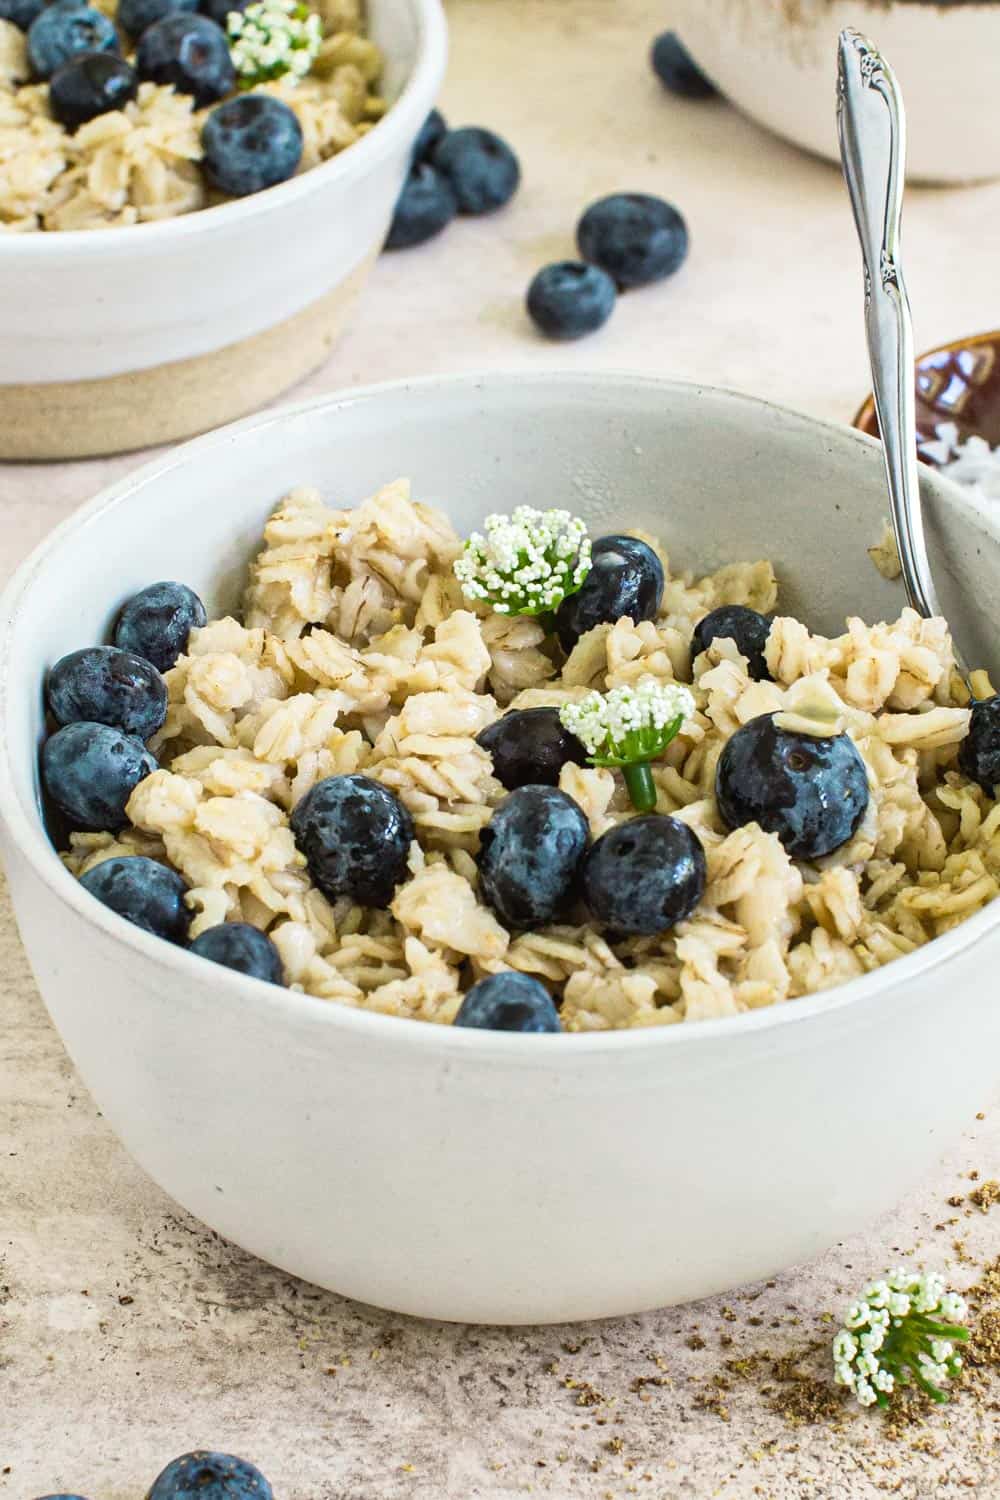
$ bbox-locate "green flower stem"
[623,762,657,812]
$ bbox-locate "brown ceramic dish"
[854,330,1000,466]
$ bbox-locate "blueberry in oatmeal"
[290,774,414,909]
[49,52,139,128]
[431,126,520,215]
[412,106,446,162]
[477,707,588,791]
[147,1451,272,1500]
[577,193,689,290]
[201,94,303,196]
[555,534,664,651]
[79,855,189,942]
[47,646,167,740]
[526,261,617,342]
[582,814,707,936]
[477,785,589,929]
[190,922,283,982]
[27,1,119,80]
[692,604,773,682]
[455,972,561,1033]
[650,31,716,100]
[385,161,457,251]
[42,722,156,831]
[0,0,44,32]
[113,581,207,675]
[959,696,1000,794]
[118,0,196,38]
[716,714,870,860]
[135,12,234,105]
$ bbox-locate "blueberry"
[431,126,519,214]
[47,645,167,739]
[959,695,1000,794]
[384,161,457,250]
[650,31,715,99]
[189,922,283,983]
[477,785,589,928]
[27,1,118,81]
[582,814,706,935]
[454,972,561,1033]
[118,0,196,37]
[79,856,189,943]
[49,51,138,127]
[290,774,413,908]
[412,105,446,162]
[147,1454,272,1500]
[198,0,247,25]
[0,0,44,33]
[201,94,303,197]
[113,581,206,674]
[716,714,870,860]
[477,707,588,791]
[526,260,616,342]
[136,12,233,106]
[577,192,688,290]
[42,721,156,831]
[691,605,773,682]
[555,534,664,653]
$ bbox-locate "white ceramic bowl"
[0,0,446,458]
[675,0,1000,185]
[2,373,1000,1325]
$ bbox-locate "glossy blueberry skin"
[49,51,138,128]
[199,0,247,25]
[42,721,156,831]
[526,260,616,342]
[577,192,688,290]
[136,12,233,106]
[119,0,195,36]
[0,0,44,32]
[412,105,446,161]
[477,785,589,929]
[28,1,118,80]
[47,645,167,739]
[290,774,414,909]
[477,707,588,791]
[147,1452,273,1500]
[455,972,561,1033]
[79,856,189,943]
[431,126,519,214]
[650,31,715,99]
[201,94,303,196]
[582,814,706,936]
[959,695,1000,794]
[555,533,665,652]
[692,604,773,682]
[190,922,284,983]
[716,714,870,860]
[113,580,206,674]
[385,161,457,250]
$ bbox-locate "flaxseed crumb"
[969,1180,1000,1213]
[686,1334,706,1351]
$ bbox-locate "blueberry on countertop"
[651,30,716,99]
[431,126,519,214]
[118,0,196,37]
[147,1451,273,1500]
[716,713,870,860]
[290,773,414,909]
[412,105,446,162]
[28,1,118,80]
[113,581,206,674]
[582,813,706,935]
[477,784,589,929]
[79,855,189,943]
[454,971,561,1033]
[136,12,233,106]
[190,922,284,982]
[199,0,248,25]
[0,0,44,33]
[41,721,156,831]
[555,533,664,653]
[477,707,588,791]
[959,695,1000,794]
[692,604,773,682]
[47,645,167,739]
[577,192,688,290]
[49,51,138,128]
[526,260,616,341]
[201,93,303,197]
[385,160,457,250]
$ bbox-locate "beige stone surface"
[2,2,999,1496]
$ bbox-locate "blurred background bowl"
[854,329,1000,465]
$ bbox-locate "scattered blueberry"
[189,922,284,983]
[555,534,664,653]
[959,695,1000,794]
[113,581,206,674]
[201,94,303,197]
[454,972,561,1033]
[691,605,773,682]
[385,161,457,250]
[41,721,156,831]
[79,855,189,943]
[431,126,519,214]
[577,192,688,290]
[136,12,233,106]
[650,30,715,99]
[0,0,44,33]
[47,645,167,740]
[147,1453,273,1500]
[526,260,616,341]
[716,714,870,860]
[477,707,588,791]
[198,0,248,25]
[412,105,446,162]
[118,0,196,37]
[49,51,138,128]
[290,774,414,908]
[27,1,118,81]
[582,813,706,935]
[477,784,589,928]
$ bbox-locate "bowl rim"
[2,368,999,1058]
[0,0,447,260]
[852,326,1000,440]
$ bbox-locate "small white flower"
[454,507,591,616]
[931,1340,953,1363]
[559,678,695,762]
[845,1301,871,1330]
[832,1331,857,1363]
[228,0,322,86]
[939,1292,967,1322]
[874,1368,895,1394]
[855,1378,878,1407]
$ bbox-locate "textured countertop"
[2,2,999,1496]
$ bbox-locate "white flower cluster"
[228,0,323,85]
[453,507,591,616]
[833,1268,968,1408]
[560,676,695,762]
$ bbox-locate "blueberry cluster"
[385,108,520,251]
[34,1449,272,1500]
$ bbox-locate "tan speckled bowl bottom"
[0,253,376,463]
